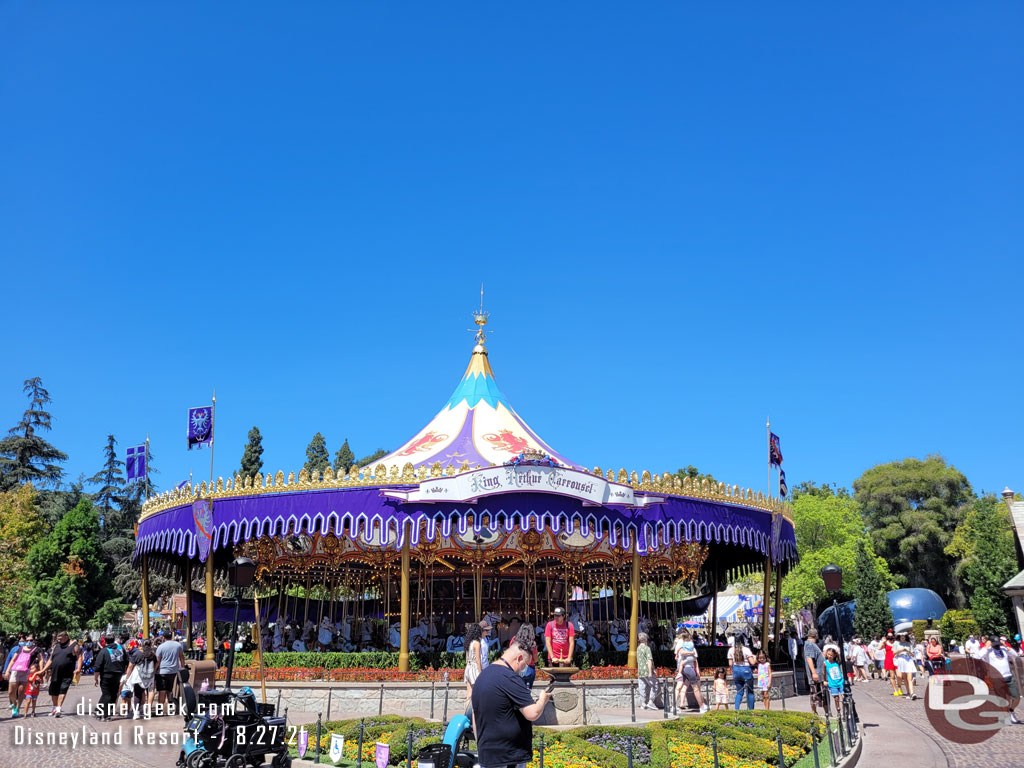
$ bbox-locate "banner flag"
[188,405,214,450]
[769,432,783,467]
[779,469,788,498]
[126,444,147,481]
[330,733,345,764]
[297,728,308,758]
[375,742,390,768]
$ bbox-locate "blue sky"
[1,3,1021,499]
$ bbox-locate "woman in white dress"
[894,632,917,699]
[463,623,484,707]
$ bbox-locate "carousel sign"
[382,463,665,508]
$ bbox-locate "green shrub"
[940,610,979,644]
[231,651,422,670]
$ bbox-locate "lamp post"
[820,565,857,727]
[225,557,257,690]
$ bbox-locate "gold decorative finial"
[470,283,492,347]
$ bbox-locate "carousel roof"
[370,323,580,471]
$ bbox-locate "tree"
[675,465,718,486]
[239,426,265,481]
[92,598,131,631]
[854,455,972,604]
[853,539,895,639]
[0,377,68,490]
[304,432,330,475]
[781,491,895,609]
[791,481,850,500]
[356,448,389,468]
[946,496,1017,636]
[20,498,109,634]
[333,438,355,474]
[0,484,47,632]
[88,434,124,529]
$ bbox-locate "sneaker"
[11,708,19,718]
[1010,713,1021,725]
[910,694,917,701]
[54,708,62,717]
[48,710,56,717]
[699,706,709,714]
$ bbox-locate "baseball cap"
[552,607,565,616]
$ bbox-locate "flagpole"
[209,390,216,490]
[766,417,771,499]
[145,434,150,501]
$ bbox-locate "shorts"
[155,673,177,692]
[1005,676,1020,700]
[8,670,26,684]
[48,675,73,697]
[809,680,827,707]
[25,693,37,700]
[678,666,699,684]
[715,693,728,705]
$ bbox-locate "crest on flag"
[188,406,213,450]
[375,742,390,768]
[126,444,147,482]
[769,432,783,467]
[297,728,309,758]
[779,469,788,498]
[329,733,345,764]
[193,500,214,562]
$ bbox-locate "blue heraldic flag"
[188,406,214,450]
[126,444,147,481]
[779,469,788,498]
[769,432,783,467]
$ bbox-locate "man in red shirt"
[544,607,575,666]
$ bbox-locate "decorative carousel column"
[399,523,411,673]
[205,555,215,661]
[141,554,150,639]
[773,566,783,659]
[184,557,194,649]
[761,556,772,651]
[627,541,641,669]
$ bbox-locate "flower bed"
[219,664,682,683]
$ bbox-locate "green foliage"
[93,598,131,630]
[854,455,972,603]
[853,539,895,639]
[333,438,355,474]
[791,482,850,499]
[232,650,421,670]
[239,426,265,481]
[940,609,979,643]
[945,495,1017,636]
[675,465,717,486]
[781,492,894,608]
[304,432,331,475]
[0,484,47,632]
[19,498,110,635]
[911,619,942,643]
[356,448,389,468]
[87,434,124,528]
[0,377,68,491]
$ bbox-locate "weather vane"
[470,283,492,346]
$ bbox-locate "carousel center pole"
[141,554,151,639]
[399,522,411,673]
[627,540,641,669]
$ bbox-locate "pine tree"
[0,377,68,490]
[304,432,330,475]
[333,438,355,474]
[853,539,895,638]
[88,434,124,528]
[239,426,265,481]
[356,448,389,468]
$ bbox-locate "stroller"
[176,684,290,768]
[416,715,478,768]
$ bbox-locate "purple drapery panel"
[134,486,797,571]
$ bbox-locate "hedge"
[232,651,422,670]
[940,610,979,644]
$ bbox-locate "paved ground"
[3,675,1022,767]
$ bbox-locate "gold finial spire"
[470,283,492,348]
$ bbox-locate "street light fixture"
[224,557,256,689]
[820,564,858,731]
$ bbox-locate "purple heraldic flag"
[188,406,213,450]
[769,432,783,467]
[125,444,147,481]
[779,469,788,498]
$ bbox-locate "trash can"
[184,659,218,693]
[416,744,452,768]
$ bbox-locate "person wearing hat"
[980,635,1022,724]
[544,607,575,667]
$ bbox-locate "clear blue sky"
[2,4,1021,499]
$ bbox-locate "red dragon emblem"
[482,429,531,453]
[398,430,448,456]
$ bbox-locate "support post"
[184,558,194,650]
[773,564,784,660]
[399,523,411,672]
[709,565,718,640]
[627,542,640,669]
[205,555,215,661]
[141,554,151,639]
[761,557,772,652]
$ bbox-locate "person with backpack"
[124,639,157,719]
[3,635,42,718]
[93,634,127,720]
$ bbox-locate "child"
[24,662,41,717]
[824,648,844,718]
[756,651,772,710]
[713,668,729,711]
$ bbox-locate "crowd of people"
[2,629,188,721]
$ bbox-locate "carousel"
[133,309,798,670]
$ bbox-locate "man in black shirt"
[93,636,127,720]
[471,625,551,768]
